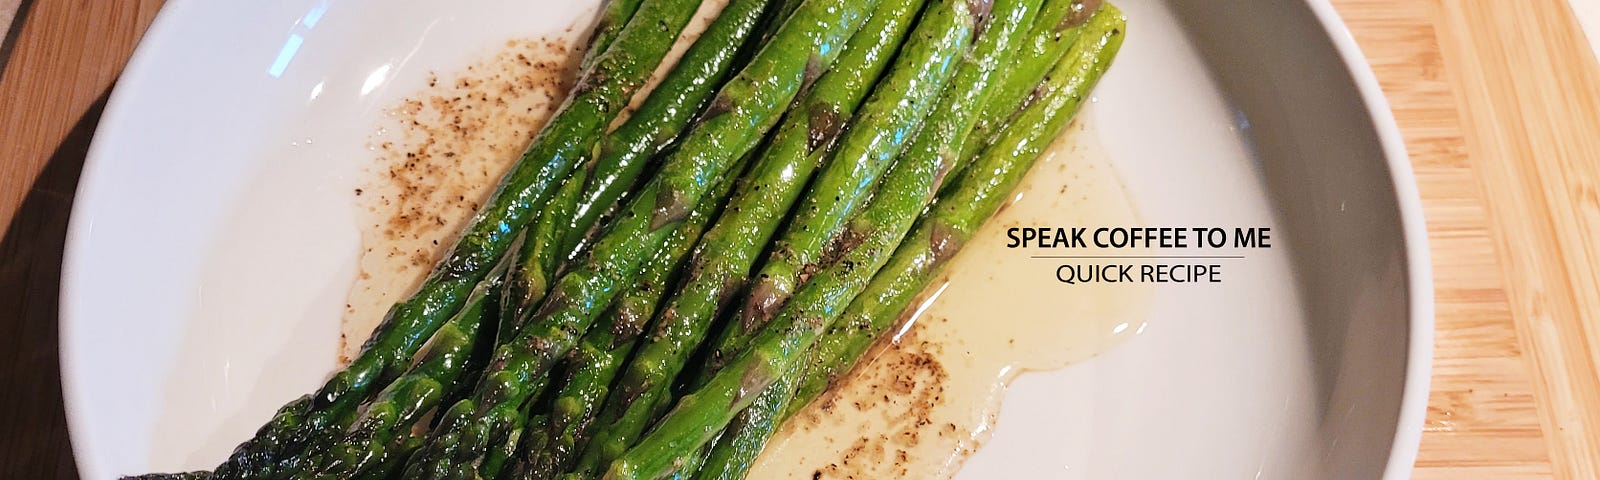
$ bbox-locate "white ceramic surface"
[62,0,1430,478]
[1571,0,1600,60]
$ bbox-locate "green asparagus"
[568,0,924,474]
[506,0,784,338]
[646,0,884,233]
[525,153,727,478]
[693,0,1044,477]
[503,168,590,341]
[950,0,1098,185]
[401,156,746,479]
[557,0,802,261]
[731,0,981,347]
[581,0,649,71]
[505,413,553,480]
[606,7,1124,479]
[293,269,502,479]
[401,0,888,474]
[135,1,1133,479]
[210,0,703,477]
[798,1,1123,422]
[348,435,423,480]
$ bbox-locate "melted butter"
[341,38,575,361]
[343,4,732,361]
[747,113,1152,479]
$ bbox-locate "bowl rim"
[58,1,1436,478]
[1300,1,1435,478]
[60,1,194,478]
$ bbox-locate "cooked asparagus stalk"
[400,155,747,479]
[503,0,788,334]
[581,0,649,71]
[503,168,591,341]
[692,0,1046,477]
[606,7,1124,479]
[506,413,554,480]
[513,1,801,475]
[643,0,883,235]
[950,0,1099,186]
[209,0,704,476]
[292,270,504,479]
[403,0,890,469]
[730,0,982,350]
[348,435,423,480]
[522,146,732,478]
[568,0,927,475]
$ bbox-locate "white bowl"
[62,0,1430,478]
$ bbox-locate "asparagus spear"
[581,0,649,71]
[692,0,1044,477]
[730,0,982,348]
[350,435,424,480]
[462,1,793,469]
[522,144,728,478]
[515,311,634,480]
[479,421,528,478]
[608,8,1124,479]
[950,0,1099,186]
[480,380,558,480]
[401,154,747,479]
[210,1,703,477]
[562,0,814,262]
[489,8,796,473]
[568,0,926,474]
[793,2,1123,421]
[403,0,886,474]
[505,0,786,336]
[749,0,805,48]
[292,270,503,479]
[503,168,591,341]
[645,0,889,234]
[506,413,555,480]
[517,1,797,474]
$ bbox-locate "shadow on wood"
[0,89,109,480]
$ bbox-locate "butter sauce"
[746,114,1151,479]
[340,38,576,361]
[342,0,731,361]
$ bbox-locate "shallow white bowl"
[62,0,1430,478]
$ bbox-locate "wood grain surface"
[0,1,165,478]
[1421,1,1600,477]
[0,0,1596,478]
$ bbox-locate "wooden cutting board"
[1338,0,1600,478]
[1,0,1596,478]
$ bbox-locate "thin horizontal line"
[1030,255,1246,259]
